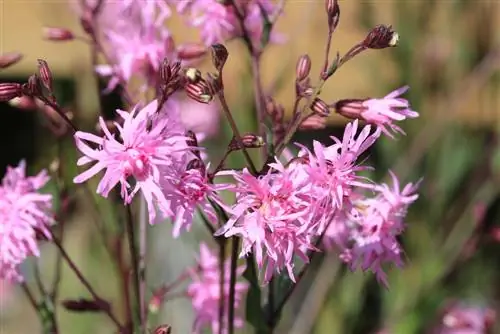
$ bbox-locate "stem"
[139,198,148,334]
[38,96,77,133]
[227,237,240,334]
[125,205,143,332]
[250,55,268,162]
[21,282,39,311]
[322,28,334,76]
[116,237,134,333]
[218,238,227,334]
[216,91,258,175]
[49,229,123,330]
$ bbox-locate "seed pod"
[363,25,399,49]
[210,44,229,72]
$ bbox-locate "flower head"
[336,86,419,138]
[187,243,247,334]
[0,161,53,282]
[73,99,188,224]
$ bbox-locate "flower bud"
[185,81,213,104]
[177,43,207,61]
[0,83,23,101]
[25,74,42,96]
[210,44,229,72]
[325,0,340,32]
[42,27,74,41]
[0,52,23,69]
[37,59,53,92]
[265,96,284,122]
[230,133,265,150]
[299,115,327,130]
[310,98,330,117]
[160,59,181,85]
[295,55,311,82]
[363,25,399,49]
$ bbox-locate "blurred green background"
[1,0,500,333]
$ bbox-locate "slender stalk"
[138,198,148,334]
[21,282,39,312]
[250,55,268,162]
[38,96,77,133]
[125,205,143,332]
[216,91,258,175]
[227,237,240,334]
[218,238,227,334]
[116,237,134,332]
[49,229,123,330]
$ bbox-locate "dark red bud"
[210,44,229,72]
[0,52,23,69]
[325,0,340,31]
[311,98,330,117]
[43,27,75,41]
[296,55,311,81]
[363,25,399,49]
[37,59,53,92]
[0,83,23,101]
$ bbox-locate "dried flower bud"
[296,55,311,82]
[230,134,265,150]
[0,83,22,101]
[177,43,207,61]
[299,114,327,130]
[186,130,198,147]
[43,27,74,41]
[62,298,110,313]
[363,25,399,49]
[210,44,229,72]
[0,52,23,69]
[325,0,340,32]
[37,59,53,92]
[25,74,43,96]
[185,81,213,104]
[310,98,330,117]
[153,325,172,334]
[334,98,364,119]
[184,67,202,83]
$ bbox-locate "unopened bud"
[25,74,43,96]
[210,44,229,72]
[43,27,74,41]
[153,324,172,334]
[230,134,265,150]
[311,98,330,117]
[184,68,202,83]
[0,83,23,101]
[0,52,23,69]
[185,81,213,104]
[299,115,327,130]
[265,96,284,122]
[37,59,53,92]
[325,0,340,31]
[363,25,398,49]
[296,55,311,81]
[177,43,207,61]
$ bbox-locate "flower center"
[123,149,149,180]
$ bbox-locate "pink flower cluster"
[0,161,53,282]
[174,0,281,47]
[187,243,248,334]
[73,99,228,234]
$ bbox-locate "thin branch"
[216,91,258,175]
[49,229,124,330]
[125,205,142,332]
[138,198,148,334]
[218,238,227,334]
[250,55,268,161]
[227,237,240,334]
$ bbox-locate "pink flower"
[293,120,381,233]
[161,159,232,238]
[325,171,420,286]
[187,243,248,334]
[93,1,175,91]
[73,99,188,224]
[176,0,281,47]
[436,303,494,334]
[216,161,314,283]
[336,86,419,138]
[0,161,53,282]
